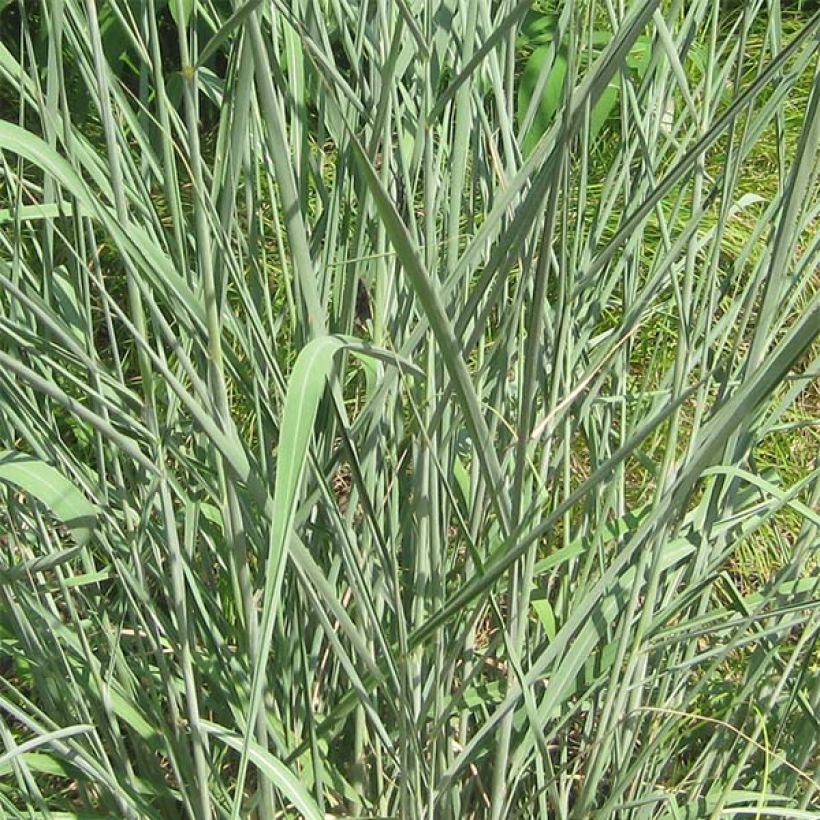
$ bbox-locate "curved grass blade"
[0,451,99,546]
[233,335,420,816]
[202,720,323,820]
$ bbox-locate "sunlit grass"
[0,0,818,817]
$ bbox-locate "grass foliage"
[0,0,818,816]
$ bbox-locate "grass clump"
[0,0,818,817]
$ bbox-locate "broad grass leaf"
[0,725,94,771]
[52,265,88,345]
[169,0,194,27]
[531,594,556,641]
[517,43,569,154]
[269,336,422,575]
[0,546,83,584]
[203,720,323,820]
[517,23,652,155]
[60,567,115,588]
[702,466,820,528]
[0,203,62,224]
[0,451,98,546]
[463,681,503,709]
[236,335,420,811]
[0,751,73,779]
